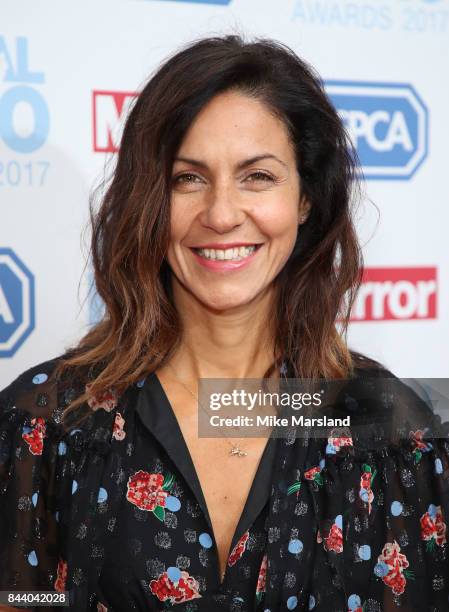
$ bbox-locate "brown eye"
[173,173,201,184]
[246,172,274,182]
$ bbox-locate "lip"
[189,243,263,272]
[190,242,263,249]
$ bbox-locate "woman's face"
[167,90,310,311]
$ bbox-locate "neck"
[164,279,279,382]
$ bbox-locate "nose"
[199,179,247,233]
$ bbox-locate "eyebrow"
[173,153,288,170]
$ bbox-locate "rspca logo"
[0,249,35,358]
[325,81,428,180]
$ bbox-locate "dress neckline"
[134,370,278,587]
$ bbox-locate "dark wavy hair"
[53,33,383,430]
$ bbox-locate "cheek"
[255,203,299,240]
[169,201,191,245]
[166,218,184,267]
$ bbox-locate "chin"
[200,294,256,312]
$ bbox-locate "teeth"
[196,245,258,261]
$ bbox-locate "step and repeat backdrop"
[1,0,448,386]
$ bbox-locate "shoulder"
[2,354,62,394]
[349,349,396,380]
[344,352,440,438]
[0,353,120,478]
[344,351,397,408]
[0,352,91,431]
[1,355,62,414]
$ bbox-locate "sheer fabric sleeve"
[311,375,449,611]
[0,360,69,598]
[261,371,449,612]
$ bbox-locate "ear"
[298,197,311,225]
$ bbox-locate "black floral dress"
[1,356,449,611]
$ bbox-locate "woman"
[1,34,448,612]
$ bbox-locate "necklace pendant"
[230,446,248,457]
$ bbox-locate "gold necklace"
[166,362,249,457]
[165,360,288,457]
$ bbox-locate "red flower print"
[86,382,118,412]
[377,540,412,596]
[359,464,376,515]
[112,412,126,441]
[54,558,67,592]
[304,466,323,483]
[360,472,371,489]
[328,435,353,450]
[126,470,169,512]
[304,466,320,479]
[228,530,250,567]
[409,429,432,451]
[256,552,268,597]
[22,417,46,456]
[149,570,202,603]
[328,427,353,453]
[323,523,343,553]
[420,505,447,548]
[409,429,433,464]
[385,566,407,596]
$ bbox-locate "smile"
[194,244,261,261]
[189,243,264,271]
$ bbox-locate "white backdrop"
[1,0,448,388]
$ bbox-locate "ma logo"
[325,81,428,180]
[93,90,137,152]
[0,37,49,153]
[0,249,35,358]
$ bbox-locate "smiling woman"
[167,89,309,306]
[1,33,449,612]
